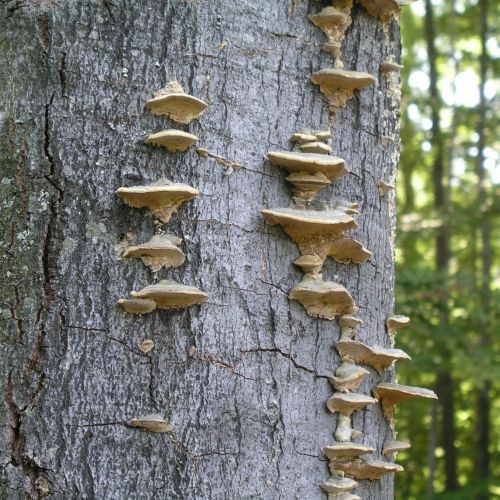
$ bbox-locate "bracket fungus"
[310,4,352,59]
[378,180,396,196]
[327,392,377,416]
[122,234,185,272]
[386,314,410,337]
[383,440,411,457]
[380,59,404,75]
[338,315,363,340]
[131,280,207,310]
[266,151,347,200]
[289,275,357,320]
[330,361,370,392]
[116,178,198,223]
[129,414,171,433]
[145,81,208,124]
[358,0,401,27]
[146,130,198,152]
[261,208,369,273]
[329,458,404,480]
[373,383,438,420]
[336,340,410,373]
[335,414,362,442]
[139,339,155,354]
[323,443,374,460]
[299,141,332,154]
[320,475,358,495]
[118,298,157,314]
[311,69,376,112]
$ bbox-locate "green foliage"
[394,0,499,497]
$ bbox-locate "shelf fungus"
[146,130,198,152]
[378,180,395,197]
[335,414,362,442]
[330,360,370,392]
[145,81,208,124]
[383,440,411,458]
[386,314,410,337]
[122,234,185,272]
[373,383,438,420]
[358,0,401,27]
[289,275,357,320]
[130,280,207,310]
[310,4,352,59]
[116,179,198,223]
[327,392,377,416]
[117,298,157,314]
[336,340,410,373]
[380,59,404,76]
[129,414,171,433]
[320,474,358,496]
[323,443,374,460]
[266,151,347,199]
[338,315,363,340]
[261,208,369,273]
[311,69,376,112]
[329,458,404,480]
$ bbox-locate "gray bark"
[0,1,401,498]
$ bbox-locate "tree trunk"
[0,1,401,498]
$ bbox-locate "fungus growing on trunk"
[266,151,347,199]
[299,141,332,154]
[329,458,404,480]
[145,81,208,124]
[131,280,207,310]
[146,130,198,152]
[378,180,395,196]
[336,340,411,373]
[382,440,411,457]
[122,234,185,272]
[129,414,171,433]
[320,474,358,495]
[311,69,375,112]
[386,314,410,337]
[358,0,401,27]
[373,383,438,420]
[335,414,361,442]
[309,3,353,60]
[139,339,155,354]
[293,254,324,275]
[261,207,369,272]
[116,178,198,223]
[380,59,404,75]
[117,298,157,314]
[338,315,363,340]
[323,443,374,459]
[330,360,370,392]
[326,392,377,416]
[289,275,357,320]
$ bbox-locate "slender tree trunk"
[475,0,491,495]
[424,0,458,492]
[0,1,401,498]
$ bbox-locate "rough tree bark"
[0,1,401,498]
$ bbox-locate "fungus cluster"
[117,81,209,430]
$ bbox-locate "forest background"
[395,0,498,497]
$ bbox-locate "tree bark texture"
[0,1,401,498]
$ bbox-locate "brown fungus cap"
[145,84,208,124]
[129,414,171,433]
[373,383,438,417]
[122,234,185,272]
[336,340,410,373]
[330,458,404,480]
[131,280,207,309]
[146,130,198,152]
[116,179,198,223]
[323,443,374,459]
[386,315,410,336]
[326,392,377,416]
[320,475,358,494]
[330,361,370,392]
[118,298,157,315]
[383,440,411,457]
[289,275,357,320]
